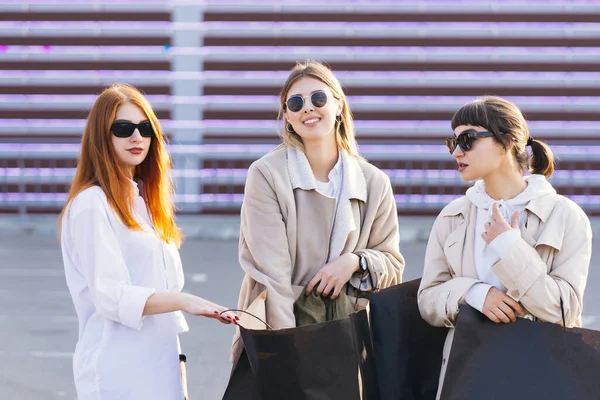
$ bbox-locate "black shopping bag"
[221,350,262,400]
[239,307,378,400]
[369,279,449,400]
[441,305,600,400]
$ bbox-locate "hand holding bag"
[440,304,600,400]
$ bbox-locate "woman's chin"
[459,171,478,182]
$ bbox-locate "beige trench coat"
[418,192,592,398]
[231,145,405,362]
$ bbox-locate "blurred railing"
[2,143,600,215]
[1,0,600,217]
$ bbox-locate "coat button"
[511,289,520,298]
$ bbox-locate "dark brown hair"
[451,96,554,178]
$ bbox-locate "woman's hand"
[482,287,526,323]
[179,293,238,324]
[482,202,519,244]
[306,253,360,300]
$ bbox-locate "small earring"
[335,115,342,124]
[286,122,295,133]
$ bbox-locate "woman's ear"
[502,135,518,152]
[336,99,344,116]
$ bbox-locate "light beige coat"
[418,193,592,328]
[417,191,592,398]
[231,145,405,362]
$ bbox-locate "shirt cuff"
[488,229,521,259]
[118,286,156,330]
[491,239,545,302]
[464,283,493,313]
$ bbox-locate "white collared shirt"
[314,152,342,199]
[60,180,188,399]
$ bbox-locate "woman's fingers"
[485,310,501,323]
[321,281,336,297]
[330,283,344,300]
[497,302,517,322]
[306,273,321,295]
[503,296,526,317]
[492,306,512,324]
[510,211,520,229]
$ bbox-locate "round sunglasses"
[445,129,509,154]
[285,90,328,113]
[110,121,155,138]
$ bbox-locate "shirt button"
[511,289,520,298]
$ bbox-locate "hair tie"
[526,136,534,146]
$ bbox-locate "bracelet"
[179,353,187,363]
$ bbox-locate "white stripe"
[190,273,208,283]
[0,268,64,277]
[0,350,73,359]
[0,289,69,297]
[0,315,76,322]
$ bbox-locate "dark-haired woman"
[417,96,592,398]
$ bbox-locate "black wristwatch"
[356,254,368,275]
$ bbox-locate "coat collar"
[524,195,556,223]
[439,196,470,218]
[440,191,562,253]
[287,145,367,202]
[440,191,557,224]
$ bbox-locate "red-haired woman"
[59,84,237,399]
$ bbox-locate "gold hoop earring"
[286,122,295,133]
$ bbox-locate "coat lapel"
[443,218,467,276]
[461,205,478,278]
[524,196,564,251]
[286,146,367,262]
[328,151,367,262]
[440,199,477,278]
[287,145,317,191]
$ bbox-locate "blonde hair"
[58,83,183,246]
[278,60,360,157]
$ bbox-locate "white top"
[314,152,343,199]
[464,206,526,311]
[463,175,557,312]
[60,180,189,400]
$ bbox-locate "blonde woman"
[230,61,405,363]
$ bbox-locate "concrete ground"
[0,216,598,400]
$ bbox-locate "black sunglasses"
[445,130,505,154]
[285,90,328,113]
[110,121,155,138]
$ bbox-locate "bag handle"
[560,297,567,330]
[220,309,274,331]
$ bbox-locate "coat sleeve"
[238,162,296,330]
[491,203,592,326]
[353,176,404,290]
[66,198,155,330]
[417,214,481,328]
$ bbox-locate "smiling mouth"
[302,117,321,125]
[458,162,469,171]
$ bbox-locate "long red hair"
[59,83,183,246]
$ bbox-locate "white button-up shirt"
[60,181,188,400]
[314,152,342,199]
